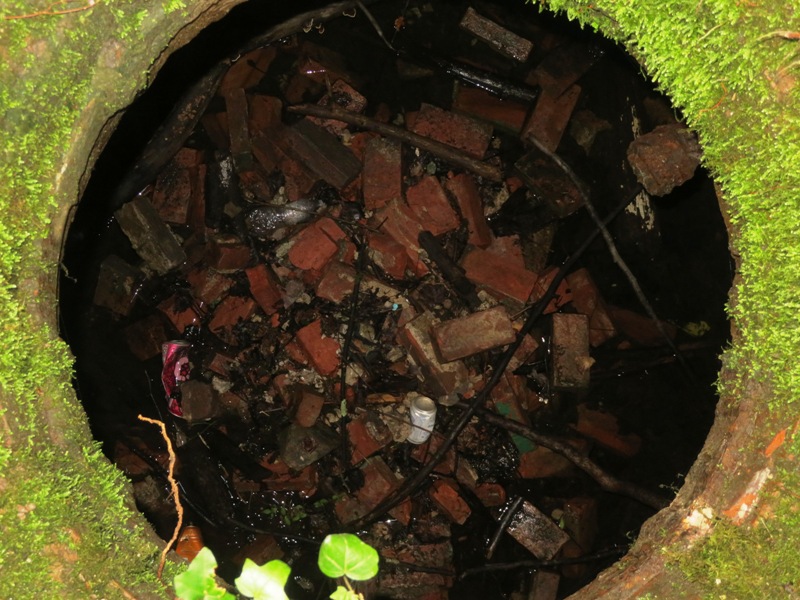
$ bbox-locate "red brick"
[518,442,583,479]
[246,264,283,315]
[606,305,677,347]
[484,234,526,269]
[474,483,507,507]
[123,315,169,360]
[432,306,516,362]
[208,234,253,272]
[528,40,600,97]
[225,87,254,171]
[152,163,192,225]
[563,497,598,551]
[309,79,367,135]
[367,231,409,280]
[295,318,340,376]
[530,570,560,600]
[532,266,573,314]
[208,295,257,336]
[220,46,276,95]
[405,175,460,236]
[288,217,348,274]
[371,199,429,276]
[348,410,393,463]
[444,173,493,248]
[186,266,234,306]
[187,164,207,233]
[279,154,319,201]
[158,294,203,334]
[292,387,325,428]
[565,268,616,347]
[363,137,403,211]
[201,112,229,150]
[356,456,410,524]
[522,84,582,152]
[249,95,283,139]
[278,119,361,190]
[571,404,642,458]
[410,103,493,159]
[316,261,357,303]
[459,6,533,62]
[452,84,529,134]
[181,380,222,423]
[461,246,538,305]
[205,352,237,377]
[429,480,471,525]
[551,313,593,390]
[114,196,187,275]
[410,434,457,475]
[93,255,143,316]
[398,311,470,404]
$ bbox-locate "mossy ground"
[1,0,799,597]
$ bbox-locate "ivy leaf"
[174,547,235,600]
[235,558,291,600]
[330,585,360,600]
[317,533,379,581]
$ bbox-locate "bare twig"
[287,103,503,182]
[108,580,140,600]
[459,545,626,579]
[137,415,182,580]
[3,0,98,19]
[486,495,523,559]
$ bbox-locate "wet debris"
[80,0,724,595]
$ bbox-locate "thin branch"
[138,415,182,580]
[459,545,626,579]
[3,0,98,19]
[486,495,523,559]
[286,103,504,182]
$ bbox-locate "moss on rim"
[1,0,799,597]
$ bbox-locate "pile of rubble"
[92,3,701,598]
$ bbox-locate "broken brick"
[363,137,403,211]
[459,6,534,62]
[291,387,325,428]
[517,437,592,479]
[531,265,573,314]
[93,255,143,316]
[185,266,234,306]
[295,318,340,377]
[444,173,493,248]
[246,264,283,315]
[152,163,193,225]
[355,456,410,524]
[571,404,642,458]
[316,261,358,303]
[411,434,457,475]
[627,124,701,196]
[348,410,394,464]
[288,218,343,273]
[371,198,429,276]
[432,306,516,362]
[225,87,254,172]
[503,500,570,559]
[474,483,507,507]
[405,176,460,236]
[398,311,470,404]
[565,268,616,347]
[550,313,593,390]
[115,195,187,275]
[158,294,203,334]
[208,295,257,339]
[123,315,169,360]
[429,479,471,525]
[220,46,276,94]
[409,103,493,159]
[309,79,367,135]
[528,40,600,97]
[180,379,221,423]
[453,84,529,134]
[529,570,560,600]
[461,246,538,305]
[278,423,339,470]
[522,84,582,152]
[207,234,253,272]
[606,305,677,347]
[562,497,598,551]
[367,231,409,280]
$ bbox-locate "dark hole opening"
[59,1,732,598]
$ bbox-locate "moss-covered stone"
[1,0,798,597]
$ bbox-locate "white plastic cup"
[407,394,437,444]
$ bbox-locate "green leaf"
[317,533,379,581]
[174,547,235,600]
[330,585,359,600]
[235,558,292,600]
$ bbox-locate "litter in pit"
[61,1,732,598]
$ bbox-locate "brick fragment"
[432,306,516,362]
[529,570,560,600]
[410,103,493,159]
[355,456,410,524]
[185,266,234,306]
[398,311,470,404]
[517,437,591,479]
[248,94,283,137]
[411,434,457,475]
[93,255,143,316]
[123,314,169,360]
[246,264,283,315]
[371,198,429,276]
[295,318,340,376]
[366,231,409,280]
[565,268,616,346]
[503,500,570,559]
[309,79,367,135]
[288,218,342,273]
[459,6,533,62]
[405,175,460,236]
[208,295,257,339]
[292,387,325,428]
[453,84,529,134]
[348,410,394,463]
[460,246,537,305]
[180,380,221,423]
[522,84,581,152]
[225,87,254,172]
[220,46,276,94]
[531,265,573,314]
[115,196,187,274]
[627,124,702,196]
[528,40,601,97]
[514,148,584,225]
[278,423,339,470]
[363,137,402,211]
[550,313,593,390]
[158,294,203,334]
[207,234,253,272]
[474,483,507,507]
[571,404,642,458]
[430,479,471,524]
[606,305,677,347]
[152,162,192,225]
[278,118,361,189]
[563,497,598,551]
[444,173,493,248]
